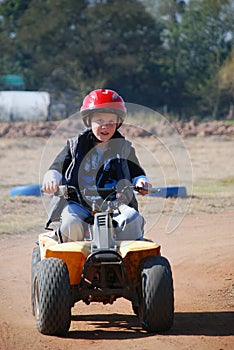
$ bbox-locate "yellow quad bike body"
[31,186,174,336]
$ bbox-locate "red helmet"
[80,89,127,127]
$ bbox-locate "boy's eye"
[93,119,116,125]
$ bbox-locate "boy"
[42,89,151,242]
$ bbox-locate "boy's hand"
[42,180,58,194]
[42,170,62,194]
[135,179,152,195]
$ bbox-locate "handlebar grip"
[134,186,161,193]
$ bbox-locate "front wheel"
[139,256,174,332]
[33,258,71,336]
[31,246,41,315]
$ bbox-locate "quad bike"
[31,185,174,336]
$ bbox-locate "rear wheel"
[33,257,71,336]
[139,256,174,332]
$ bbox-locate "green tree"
[1,0,233,119]
[149,0,234,119]
[154,0,187,117]
[182,0,234,119]
[0,0,32,74]
[1,0,163,110]
[220,48,234,118]
[79,0,163,107]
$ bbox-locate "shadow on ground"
[67,311,234,339]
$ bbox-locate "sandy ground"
[0,135,234,350]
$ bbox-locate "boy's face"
[91,112,118,142]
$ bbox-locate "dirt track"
[0,211,233,350]
[0,133,234,349]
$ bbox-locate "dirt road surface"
[0,134,234,349]
[0,211,233,350]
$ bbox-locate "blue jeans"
[60,201,145,242]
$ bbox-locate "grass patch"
[193,176,234,194]
[126,111,163,126]
[0,196,46,235]
[220,176,234,185]
[225,119,234,126]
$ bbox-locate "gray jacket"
[45,129,145,228]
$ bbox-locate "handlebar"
[83,187,117,197]
[54,185,160,198]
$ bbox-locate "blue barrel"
[149,186,187,198]
[10,184,42,197]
